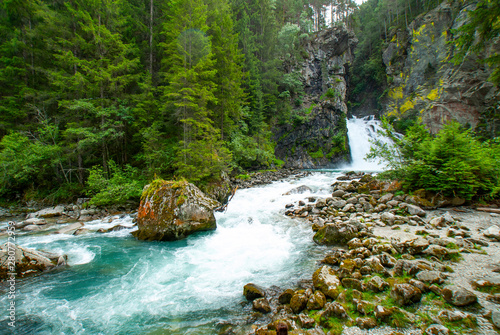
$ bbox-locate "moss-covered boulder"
[313,222,359,245]
[133,179,220,241]
[312,265,341,299]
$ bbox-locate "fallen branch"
[476,207,500,214]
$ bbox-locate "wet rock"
[253,298,271,314]
[332,190,345,197]
[347,238,363,250]
[366,276,389,292]
[55,222,85,235]
[356,317,377,329]
[441,285,477,306]
[416,270,445,284]
[24,218,47,225]
[312,266,341,299]
[0,243,66,279]
[307,291,326,310]
[290,291,308,314]
[315,198,328,208]
[278,289,295,305]
[243,283,266,301]
[484,225,500,240]
[73,228,90,236]
[409,279,428,293]
[313,223,358,245]
[133,180,220,241]
[356,300,375,315]
[424,324,451,335]
[284,185,312,195]
[390,284,422,306]
[23,224,41,231]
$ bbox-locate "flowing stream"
[0,117,387,334]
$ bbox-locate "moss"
[309,148,325,159]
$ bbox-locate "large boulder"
[133,179,220,241]
[27,205,66,219]
[313,223,359,245]
[441,285,477,306]
[390,283,422,306]
[0,243,67,280]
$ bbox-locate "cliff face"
[274,26,357,169]
[382,0,499,134]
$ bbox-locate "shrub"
[85,160,145,206]
[369,120,500,200]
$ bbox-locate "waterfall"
[345,115,393,172]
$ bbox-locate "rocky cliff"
[274,26,358,169]
[382,0,499,134]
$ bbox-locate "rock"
[0,243,66,279]
[320,302,348,320]
[253,298,271,314]
[356,317,377,329]
[341,278,362,291]
[133,179,220,241]
[278,289,295,305]
[379,253,397,267]
[332,190,345,197]
[54,222,84,235]
[307,291,326,310]
[374,305,393,320]
[438,310,469,322]
[313,223,358,245]
[312,266,341,299]
[416,271,445,284]
[22,224,41,231]
[315,198,328,208]
[330,199,347,209]
[297,314,316,329]
[484,225,500,240]
[367,276,389,292]
[243,283,266,301]
[381,212,396,225]
[73,228,90,236]
[441,285,477,306]
[424,324,451,335]
[406,204,426,217]
[356,300,375,315]
[391,232,429,254]
[23,218,47,225]
[492,310,500,328]
[471,278,500,292]
[284,185,312,195]
[409,279,428,293]
[27,205,65,219]
[390,284,422,306]
[290,291,308,314]
[379,193,394,203]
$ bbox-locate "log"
[476,207,500,214]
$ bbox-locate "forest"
[0,0,497,205]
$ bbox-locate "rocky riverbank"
[237,173,500,335]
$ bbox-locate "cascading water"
[345,115,393,172]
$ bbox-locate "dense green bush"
[369,120,500,200]
[85,160,145,206]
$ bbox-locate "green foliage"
[85,160,145,206]
[370,119,500,200]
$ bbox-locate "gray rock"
[406,204,426,217]
[297,314,316,329]
[367,276,389,292]
[313,223,358,245]
[332,190,345,197]
[356,317,377,329]
[441,285,477,306]
[378,193,394,203]
[54,222,84,235]
[391,232,430,254]
[320,302,348,320]
[381,212,396,225]
[27,205,66,219]
[484,225,500,240]
[492,310,500,328]
[284,185,313,195]
[416,270,445,284]
[22,224,41,231]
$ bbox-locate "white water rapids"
[0,116,390,334]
